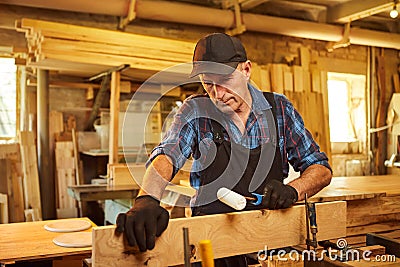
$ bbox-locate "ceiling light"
[390,1,399,18]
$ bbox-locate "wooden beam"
[92,201,346,266]
[38,37,192,63]
[327,0,393,23]
[27,79,100,90]
[109,71,120,165]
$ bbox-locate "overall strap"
[263,92,279,142]
[262,92,278,126]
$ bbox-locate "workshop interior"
[0,0,400,266]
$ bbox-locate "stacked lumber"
[250,47,331,160]
[0,144,25,223]
[55,141,78,218]
[15,18,195,76]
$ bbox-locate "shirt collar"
[248,83,272,115]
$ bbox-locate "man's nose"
[214,84,225,100]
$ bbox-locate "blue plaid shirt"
[149,84,330,189]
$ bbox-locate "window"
[0,58,17,138]
[327,72,366,153]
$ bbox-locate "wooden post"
[109,71,120,165]
[19,66,29,132]
[374,53,387,175]
[37,69,56,219]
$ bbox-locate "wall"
[49,88,88,131]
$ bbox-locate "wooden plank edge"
[92,201,346,267]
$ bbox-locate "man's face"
[200,62,251,114]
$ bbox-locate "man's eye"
[221,76,232,83]
[203,81,214,88]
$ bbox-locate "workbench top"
[68,175,400,203]
[0,217,94,265]
[312,175,400,201]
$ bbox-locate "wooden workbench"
[0,217,95,266]
[75,175,399,266]
[312,175,400,201]
[311,175,400,247]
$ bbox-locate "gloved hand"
[115,195,169,252]
[262,180,298,210]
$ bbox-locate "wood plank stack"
[55,141,78,218]
[0,144,25,223]
[15,18,195,76]
[251,66,331,159]
[250,47,331,160]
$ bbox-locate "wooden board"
[39,37,191,63]
[0,193,8,223]
[270,64,284,94]
[19,131,42,221]
[292,66,303,93]
[108,163,190,186]
[0,144,25,222]
[0,218,94,264]
[108,163,194,198]
[55,141,77,216]
[285,91,331,160]
[283,70,294,92]
[109,71,120,165]
[92,201,346,267]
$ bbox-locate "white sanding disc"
[44,219,92,233]
[53,232,92,248]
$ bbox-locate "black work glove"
[262,180,298,210]
[115,195,169,252]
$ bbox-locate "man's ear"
[242,60,252,81]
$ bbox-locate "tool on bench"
[305,194,318,251]
[244,193,264,205]
[217,187,265,210]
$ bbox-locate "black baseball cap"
[189,33,247,78]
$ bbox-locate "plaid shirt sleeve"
[147,96,200,178]
[274,94,331,175]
